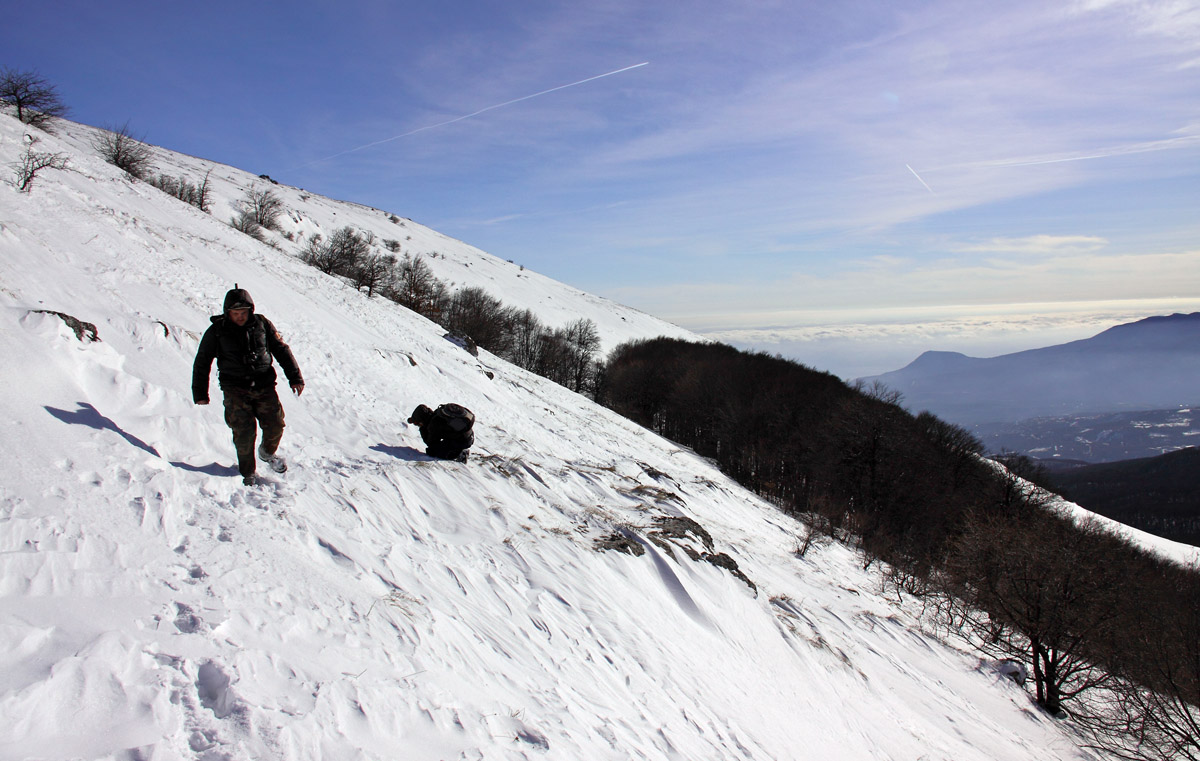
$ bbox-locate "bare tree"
[12,140,68,192]
[943,510,1125,716]
[324,226,371,275]
[853,378,904,406]
[0,67,68,131]
[352,252,396,297]
[391,253,446,320]
[444,286,511,355]
[239,185,284,231]
[195,169,212,213]
[534,329,574,386]
[1072,563,1200,761]
[504,307,545,371]
[561,317,601,394]
[92,122,155,179]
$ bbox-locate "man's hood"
[222,287,255,313]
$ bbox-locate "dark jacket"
[192,312,302,403]
[410,404,474,460]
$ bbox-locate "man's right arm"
[192,327,217,404]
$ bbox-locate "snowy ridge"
[48,119,698,356]
[0,116,1095,760]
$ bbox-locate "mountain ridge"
[865,312,1200,425]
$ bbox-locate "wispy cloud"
[283,0,1199,268]
[559,1,1200,233]
[951,235,1109,255]
[605,246,1200,331]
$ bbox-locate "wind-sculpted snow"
[0,116,1099,759]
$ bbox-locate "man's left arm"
[263,316,304,396]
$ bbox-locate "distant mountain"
[1046,447,1200,547]
[863,313,1200,425]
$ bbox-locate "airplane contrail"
[305,62,650,166]
[906,163,934,193]
[932,132,1200,173]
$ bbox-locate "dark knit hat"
[408,404,434,426]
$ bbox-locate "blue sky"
[5,0,1199,375]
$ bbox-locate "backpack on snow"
[433,403,474,435]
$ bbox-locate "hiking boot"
[258,445,287,473]
[243,474,257,486]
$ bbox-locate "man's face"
[228,308,251,326]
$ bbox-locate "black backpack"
[433,403,474,435]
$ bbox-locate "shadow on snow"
[369,443,428,461]
[45,402,161,458]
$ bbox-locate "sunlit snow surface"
[0,117,1121,760]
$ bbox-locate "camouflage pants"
[222,386,285,478]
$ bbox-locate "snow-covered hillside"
[29,118,699,356]
[1,116,1102,760]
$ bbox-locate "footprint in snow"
[173,602,205,634]
[196,661,237,720]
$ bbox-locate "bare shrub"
[239,185,284,231]
[229,209,267,242]
[12,137,68,192]
[149,169,211,212]
[300,226,371,275]
[795,509,834,557]
[92,122,155,179]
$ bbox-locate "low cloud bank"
[702,299,1200,378]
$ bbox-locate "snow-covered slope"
[37,118,699,356]
[1,115,1100,760]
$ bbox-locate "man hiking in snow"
[192,286,304,485]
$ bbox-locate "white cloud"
[701,296,1200,377]
[1073,0,1200,46]
[610,2,1195,220]
[951,235,1109,255]
[603,246,1200,332]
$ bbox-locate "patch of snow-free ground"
[0,116,1120,760]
